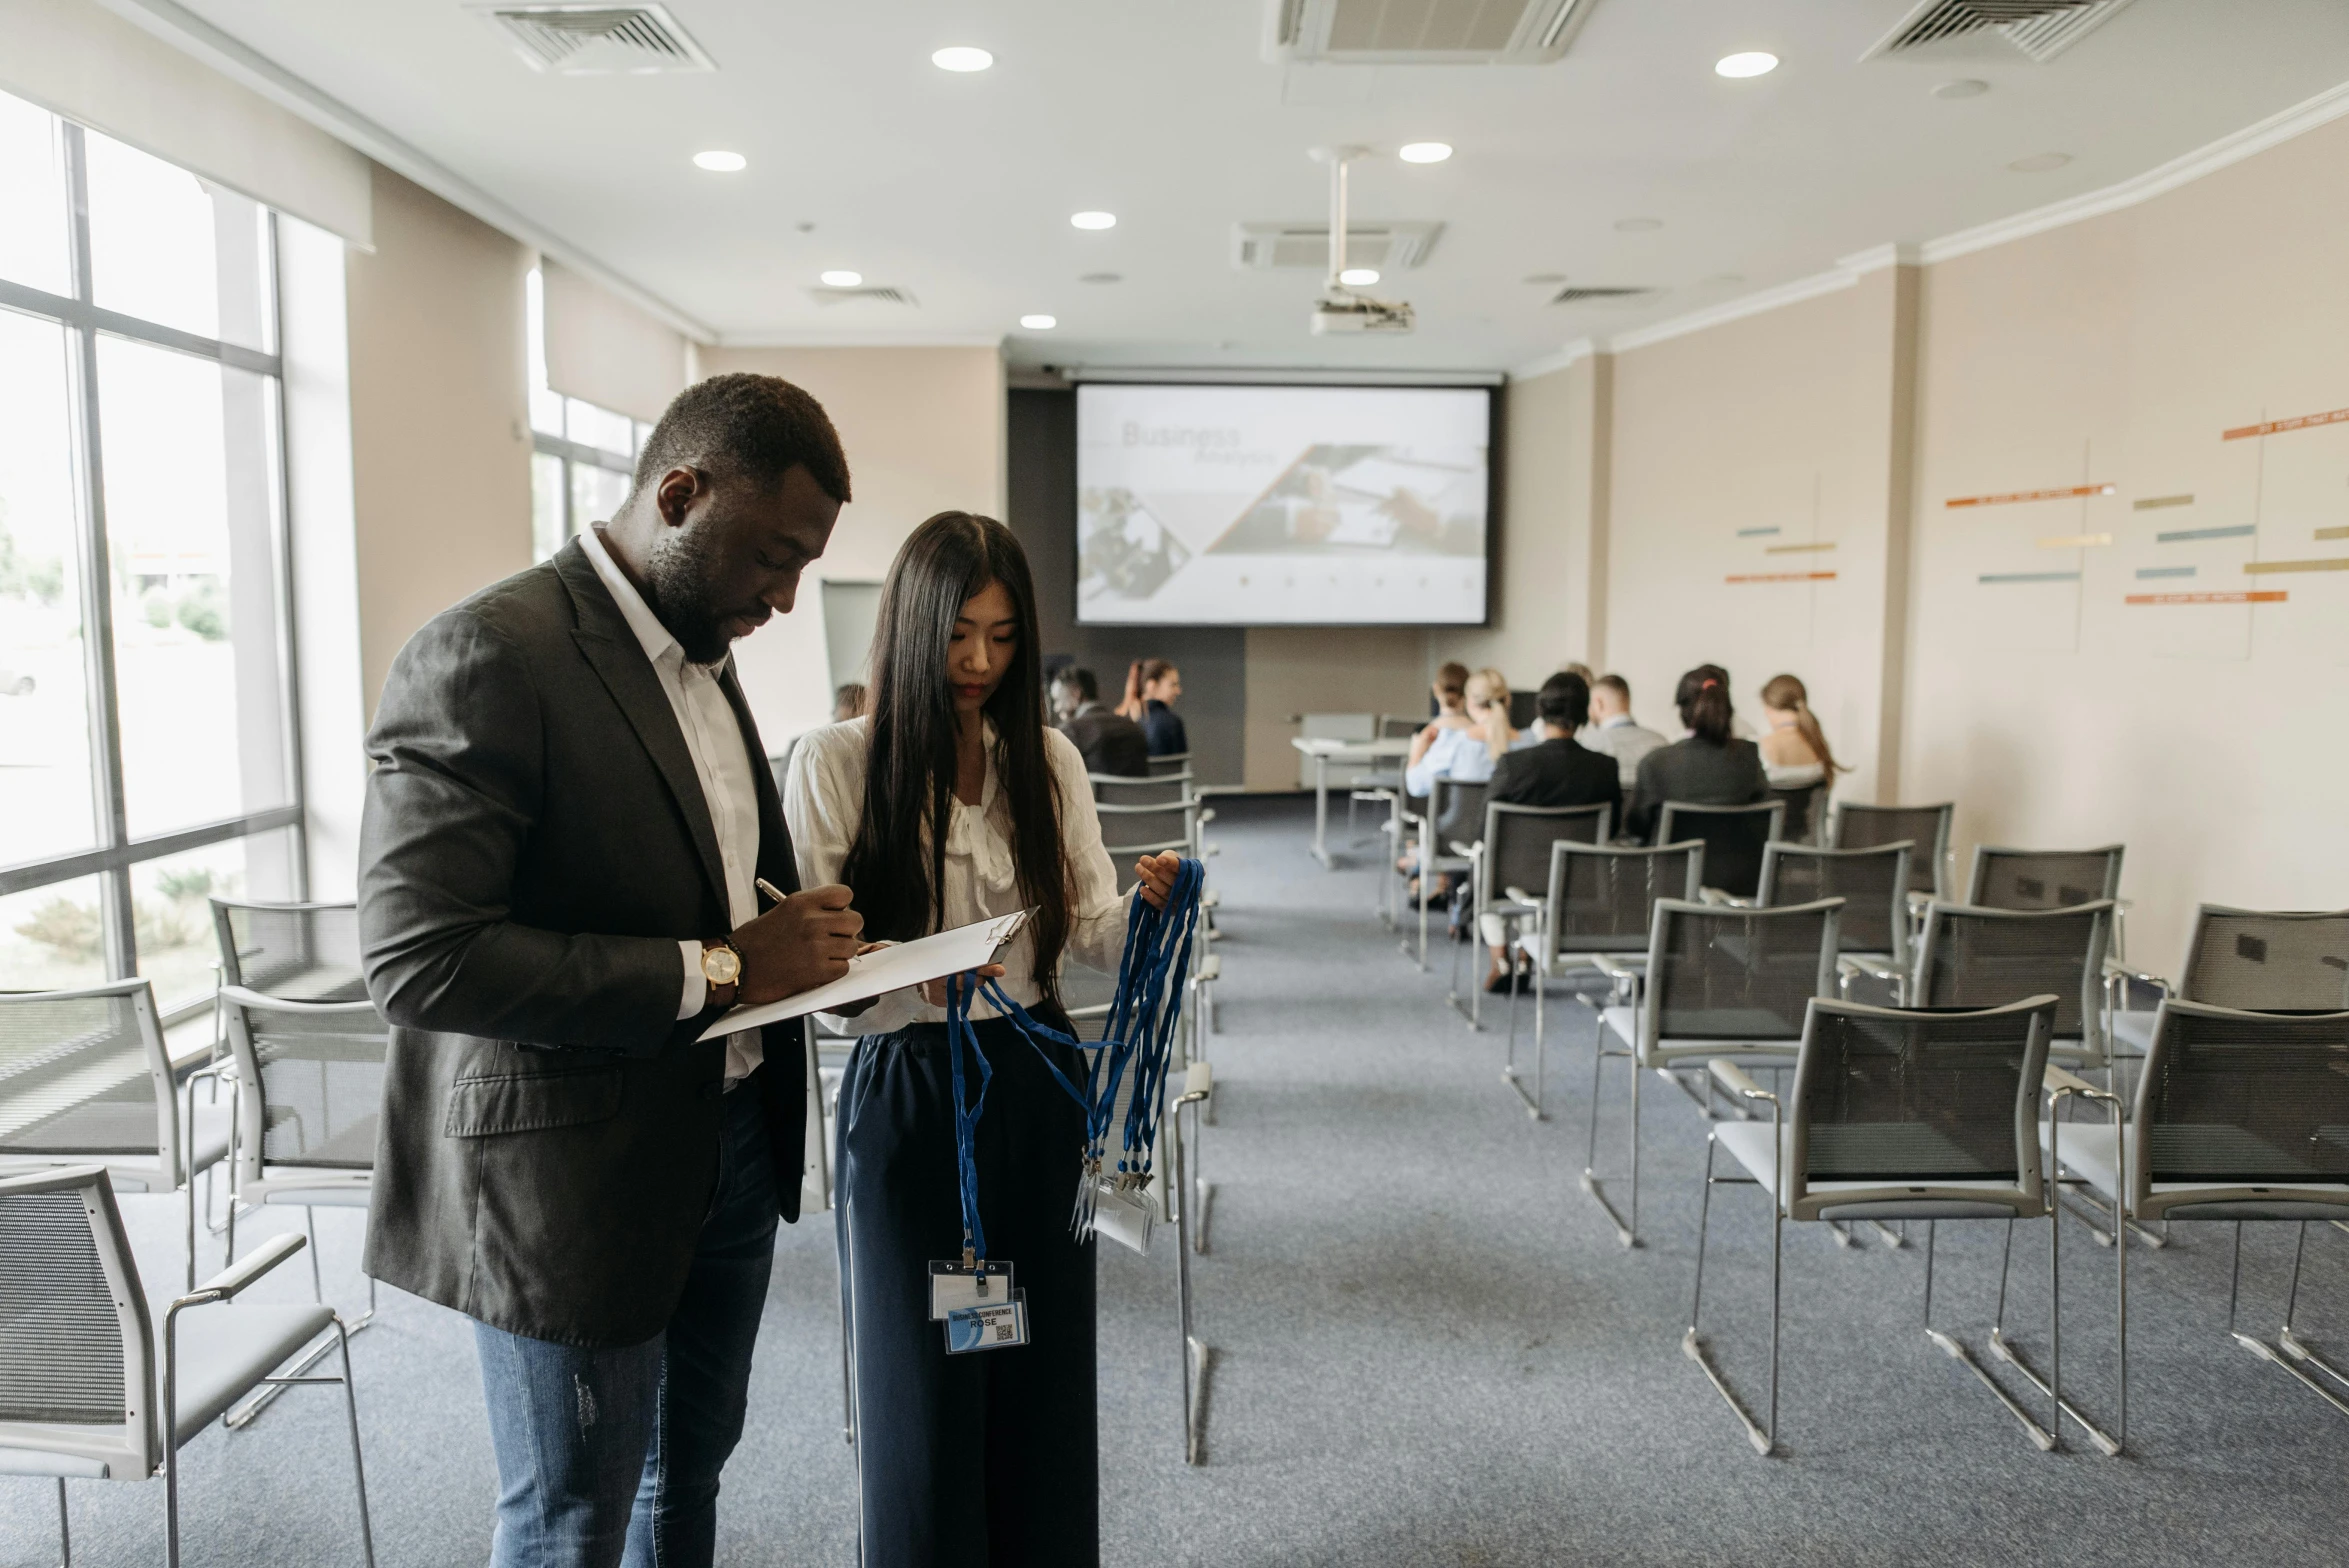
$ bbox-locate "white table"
[1291,735,1414,868]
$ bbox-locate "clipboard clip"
[987,908,1036,966]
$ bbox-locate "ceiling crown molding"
[1510,337,1600,381]
[90,0,715,342]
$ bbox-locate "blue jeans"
[474,1078,779,1568]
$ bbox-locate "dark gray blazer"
[358,538,807,1348]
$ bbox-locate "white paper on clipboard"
[697,909,1032,1040]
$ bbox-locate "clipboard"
[698,908,1032,1039]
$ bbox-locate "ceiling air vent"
[476,5,714,74]
[1551,286,1654,305]
[1234,221,1443,271]
[807,285,918,308]
[1862,0,2137,63]
[1265,0,1600,65]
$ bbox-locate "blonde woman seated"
[1398,667,1532,888]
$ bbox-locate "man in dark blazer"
[359,373,864,1567]
[1480,670,1623,990]
[1050,665,1150,777]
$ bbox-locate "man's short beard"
[642,520,735,665]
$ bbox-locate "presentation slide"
[1075,383,1490,626]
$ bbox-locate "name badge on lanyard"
[927,1259,1013,1320]
[945,1289,1030,1354]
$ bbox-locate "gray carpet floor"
[9,792,2347,1565]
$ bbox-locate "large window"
[0,90,303,1017]
[525,267,650,562]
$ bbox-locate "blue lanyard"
[937,857,1206,1250]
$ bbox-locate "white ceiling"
[145,0,2349,372]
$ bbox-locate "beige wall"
[346,166,533,716]
[695,344,1006,748]
[1241,628,1433,791]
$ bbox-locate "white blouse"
[783,716,1131,1034]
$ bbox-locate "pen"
[756,877,788,905]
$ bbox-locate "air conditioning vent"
[1266,0,1600,65]
[1551,286,1654,305]
[476,5,714,74]
[807,285,919,308]
[1234,221,1443,271]
[1862,0,2136,63]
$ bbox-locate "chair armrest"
[1173,1061,1212,1108]
[2103,956,2168,989]
[1593,956,1643,986]
[1193,954,1222,983]
[2043,1064,2117,1104]
[1837,954,1904,982]
[1707,1058,1777,1104]
[1449,840,1482,861]
[1696,887,1752,908]
[1501,884,1537,905]
[184,1231,306,1307]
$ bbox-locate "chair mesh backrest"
[1915,904,2107,1040]
[236,1000,389,1170]
[1544,843,1701,957]
[1657,801,1783,900]
[0,991,159,1158]
[213,901,368,1001]
[1146,753,1190,777]
[0,1183,131,1424]
[1486,802,1609,905]
[1794,999,2052,1184]
[1093,774,1189,806]
[2180,908,2349,1011]
[1430,778,1489,851]
[1648,900,1837,1043]
[2138,1005,2349,1185]
[1771,783,1822,845]
[1833,803,1951,898]
[1966,847,2122,911]
[1760,842,1910,959]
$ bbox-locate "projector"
[1310,289,1415,335]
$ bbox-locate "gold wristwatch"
[700,940,743,988]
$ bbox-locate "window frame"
[0,116,306,1024]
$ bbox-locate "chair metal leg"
[307,1206,324,1301]
[2279,1222,2349,1393]
[1175,1095,1214,1465]
[1681,1132,1775,1455]
[1579,1039,1638,1247]
[334,1321,379,1568]
[2241,1220,2349,1418]
[56,1477,69,1568]
[1923,1219,2058,1452]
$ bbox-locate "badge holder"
[945,1287,1030,1354]
[928,1258,1014,1320]
[1089,1173,1157,1255]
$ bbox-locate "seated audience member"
[1121,658,1189,756]
[1757,673,1841,788]
[832,681,868,722]
[1404,662,1473,773]
[1400,668,1532,894]
[1478,671,1622,990]
[1051,665,1150,777]
[1584,673,1667,790]
[1628,663,1768,841]
[1560,661,1596,686]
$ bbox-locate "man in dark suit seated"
[1480,670,1622,990]
[1050,665,1150,777]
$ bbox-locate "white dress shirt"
[784,716,1129,1034]
[579,527,764,1081]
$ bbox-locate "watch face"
[704,945,742,986]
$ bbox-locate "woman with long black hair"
[1625,662,1768,841]
[784,511,1177,1567]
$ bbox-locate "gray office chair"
[1092,771,1192,806]
[2053,999,2349,1422]
[0,979,231,1290]
[1830,800,1953,902]
[1451,800,1612,1036]
[1508,838,1699,1122]
[1096,799,1201,895]
[0,1165,375,1568]
[1965,843,2127,957]
[1768,781,1825,847]
[2109,905,2349,1057]
[1347,715,1422,846]
[1911,901,2114,1069]
[1686,996,2107,1457]
[1406,777,1487,971]
[1656,800,1784,903]
[1146,751,1191,778]
[1758,841,1913,1002]
[209,899,368,1002]
[1586,897,1842,1248]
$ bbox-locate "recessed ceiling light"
[931,46,993,72]
[1020,314,1057,330]
[1398,142,1452,164]
[1070,211,1116,230]
[2008,151,2072,173]
[1523,273,1567,285]
[819,270,862,288]
[1339,267,1380,286]
[692,150,746,172]
[1614,217,1663,233]
[1714,51,1778,79]
[1933,78,1990,99]
[1079,272,1123,284]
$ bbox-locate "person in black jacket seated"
[1051,665,1150,777]
[1119,657,1188,757]
[1479,670,1622,990]
[1626,663,1768,842]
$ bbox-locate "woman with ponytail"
[1758,673,1842,787]
[1118,656,1188,756]
[785,512,1179,1564]
[1626,662,1768,842]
